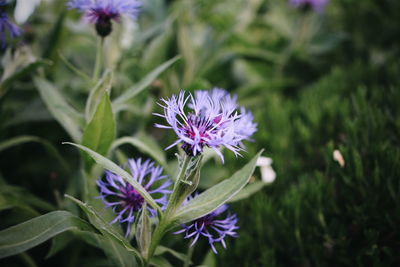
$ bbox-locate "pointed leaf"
[96,235,139,267]
[82,93,116,169]
[112,56,180,109]
[135,204,151,258]
[155,246,190,263]
[85,70,113,122]
[172,150,263,224]
[0,183,55,213]
[110,135,168,172]
[75,230,139,267]
[0,60,51,96]
[228,181,266,203]
[0,211,95,259]
[64,195,143,264]
[34,77,84,142]
[63,143,161,213]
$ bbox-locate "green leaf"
[0,211,95,259]
[96,235,139,267]
[58,51,92,84]
[64,195,143,265]
[110,135,168,173]
[150,256,173,267]
[200,250,216,267]
[43,11,66,60]
[0,60,51,97]
[112,56,180,109]
[0,183,56,213]
[155,246,190,263]
[0,135,68,171]
[135,204,151,259]
[34,77,84,142]
[62,143,161,214]
[172,150,263,224]
[142,26,173,70]
[46,232,74,259]
[227,181,266,203]
[85,70,113,122]
[82,93,116,169]
[76,230,139,267]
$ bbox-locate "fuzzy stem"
[164,154,191,216]
[145,154,192,265]
[92,37,104,81]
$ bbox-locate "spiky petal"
[174,200,239,254]
[155,88,257,162]
[67,0,141,37]
[0,7,21,49]
[97,158,172,236]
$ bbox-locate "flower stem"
[145,154,191,264]
[164,154,191,216]
[93,37,104,81]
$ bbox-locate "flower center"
[195,214,215,227]
[120,184,145,212]
[181,114,218,154]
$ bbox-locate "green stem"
[145,154,191,265]
[165,154,191,216]
[183,239,195,267]
[93,37,104,81]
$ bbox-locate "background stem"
[93,38,104,81]
[146,154,191,264]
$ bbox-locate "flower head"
[155,88,257,162]
[174,201,239,254]
[289,0,329,13]
[97,158,172,236]
[67,0,141,37]
[0,4,21,48]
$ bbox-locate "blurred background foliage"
[1,0,399,266]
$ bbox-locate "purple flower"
[0,6,21,49]
[174,202,239,254]
[154,88,257,162]
[289,0,329,13]
[97,158,172,236]
[67,0,141,37]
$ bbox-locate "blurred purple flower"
[154,88,257,162]
[289,0,329,13]
[67,0,141,37]
[0,4,21,48]
[174,202,239,254]
[97,158,172,236]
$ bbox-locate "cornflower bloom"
[97,158,172,236]
[67,0,141,37]
[174,202,239,254]
[289,0,329,13]
[155,88,257,162]
[0,3,21,49]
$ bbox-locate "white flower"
[333,149,345,168]
[256,156,276,184]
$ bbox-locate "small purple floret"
[154,88,257,162]
[174,201,239,254]
[97,158,172,236]
[0,7,21,49]
[289,0,329,13]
